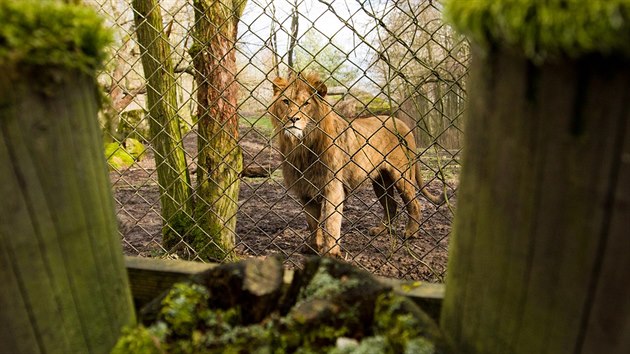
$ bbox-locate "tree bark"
[132,0,194,250]
[287,0,299,71]
[0,68,135,354]
[268,0,281,77]
[190,0,246,261]
[440,46,630,353]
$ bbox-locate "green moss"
[445,0,630,61]
[0,0,111,71]
[160,283,211,336]
[104,138,146,171]
[373,294,439,353]
[113,259,446,353]
[105,142,134,171]
[111,323,168,354]
[124,138,147,159]
[298,263,361,301]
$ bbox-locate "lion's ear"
[309,77,327,98]
[272,77,287,95]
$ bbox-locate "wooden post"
[0,2,135,353]
[441,1,630,353]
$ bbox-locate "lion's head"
[269,72,329,140]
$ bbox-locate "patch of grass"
[418,150,461,184]
[240,114,274,137]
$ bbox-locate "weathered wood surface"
[580,95,630,353]
[125,256,445,321]
[125,256,215,309]
[441,47,630,354]
[0,69,135,354]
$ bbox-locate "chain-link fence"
[88,0,468,282]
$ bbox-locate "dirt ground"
[111,126,457,282]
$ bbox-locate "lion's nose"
[288,116,300,123]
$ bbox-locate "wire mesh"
[87,0,468,282]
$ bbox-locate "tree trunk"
[132,0,194,250]
[268,0,281,77]
[441,46,630,353]
[0,68,135,353]
[287,0,299,71]
[190,0,246,261]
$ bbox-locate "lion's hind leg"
[369,172,398,237]
[391,169,423,239]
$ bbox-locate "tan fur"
[269,72,444,257]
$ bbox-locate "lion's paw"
[369,224,392,237]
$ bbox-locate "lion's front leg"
[318,180,345,257]
[302,198,321,254]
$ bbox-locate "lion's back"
[350,115,416,157]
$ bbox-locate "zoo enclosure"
[90,0,468,281]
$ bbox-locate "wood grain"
[0,69,135,354]
[441,47,630,354]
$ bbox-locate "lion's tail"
[415,163,446,205]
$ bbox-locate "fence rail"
[87,0,468,281]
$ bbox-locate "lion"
[269,72,445,257]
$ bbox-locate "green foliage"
[0,0,111,72]
[445,0,630,61]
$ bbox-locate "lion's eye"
[303,101,310,106]
[282,98,290,105]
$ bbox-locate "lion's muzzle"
[283,125,303,139]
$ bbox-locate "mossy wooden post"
[132,0,194,250]
[189,0,247,261]
[0,2,135,353]
[441,1,630,353]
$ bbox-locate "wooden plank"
[125,256,216,309]
[377,276,445,321]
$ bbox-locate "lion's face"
[270,73,328,140]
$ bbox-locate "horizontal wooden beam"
[125,256,215,308]
[125,256,445,321]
